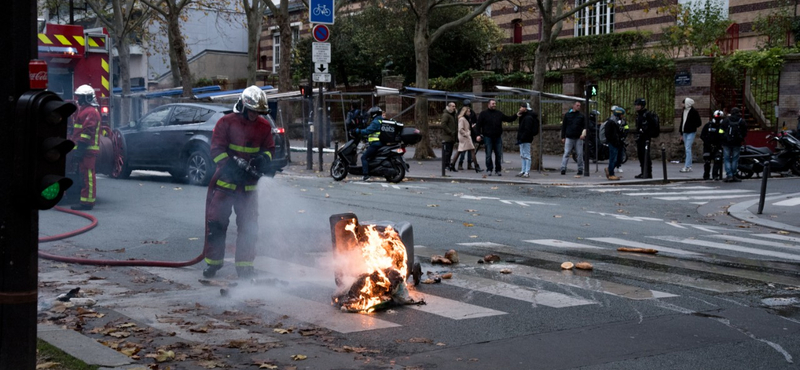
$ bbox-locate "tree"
[86,0,151,125]
[408,0,500,159]
[140,0,195,96]
[659,0,729,57]
[242,0,267,86]
[262,0,293,91]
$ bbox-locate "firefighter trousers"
[77,152,98,206]
[203,186,259,267]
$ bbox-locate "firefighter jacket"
[357,117,383,146]
[71,105,101,151]
[210,113,275,192]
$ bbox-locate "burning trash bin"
[329,213,423,313]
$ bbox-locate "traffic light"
[17,91,77,209]
[586,83,598,98]
[301,85,312,98]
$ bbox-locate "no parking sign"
[312,24,330,43]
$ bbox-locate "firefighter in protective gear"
[203,86,275,279]
[69,84,101,210]
[352,106,384,181]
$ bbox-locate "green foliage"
[194,77,213,87]
[752,0,797,49]
[659,0,731,57]
[588,51,675,78]
[712,48,790,87]
[37,338,100,370]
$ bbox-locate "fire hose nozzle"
[232,155,263,178]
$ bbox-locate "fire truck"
[37,23,112,125]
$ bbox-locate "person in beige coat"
[451,106,482,172]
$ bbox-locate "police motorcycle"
[330,110,422,183]
[737,130,800,178]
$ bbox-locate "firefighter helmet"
[234,86,270,114]
[74,84,97,105]
[368,106,383,118]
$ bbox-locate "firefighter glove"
[250,154,272,174]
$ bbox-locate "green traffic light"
[41,182,60,200]
[592,86,597,96]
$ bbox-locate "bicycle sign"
[309,0,334,24]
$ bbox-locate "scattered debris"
[430,255,452,265]
[56,287,81,302]
[500,269,512,274]
[575,262,593,270]
[441,273,453,279]
[561,262,574,270]
[483,254,501,263]
[291,354,307,361]
[444,250,459,264]
[617,247,658,254]
[199,279,238,288]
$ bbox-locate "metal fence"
[596,74,675,127]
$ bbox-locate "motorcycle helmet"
[713,110,724,119]
[368,106,383,118]
[589,110,600,120]
[612,106,626,116]
[234,85,270,114]
[634,98,646,107]
[74,84,97,106]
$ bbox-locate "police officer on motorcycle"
[350,106,385,181]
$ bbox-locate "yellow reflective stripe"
[214,153,228,163]
[215,180,236,190]
[73,124,83,129]
[368,137,380,142]
[73,35,85,46]
[205,258,224,265]
[55,34,72,46]
[81,134,91,139]
[87,145,99,150]
[38,34,53,44]
[235,261,254,267]
[263,151,272,159]
[245,185,257,191]
[228,144,260,153]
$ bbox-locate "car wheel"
[110,131,131,179]
[330,158,347,181]
[187,150,213,186]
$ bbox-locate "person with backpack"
[515,102,538,178]
[679,97,702,173]
[721,107,747,182]
[351,106,386,181]
[701,110,725,180]
[603,106,627,181]
[633,98,659,179]
[560,101,586,175]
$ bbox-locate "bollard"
[757,161,771,214]
[661,143,668,183]
[307,130,314,170]
[644,139,651,179]
[441,141,447,177]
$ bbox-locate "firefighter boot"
[203,264,223,278]
[236,266,256,279]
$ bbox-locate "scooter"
[738,130,800,178]
[330,122,421,183]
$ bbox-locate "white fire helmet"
[74,84,97,105]
[233,85,270,114]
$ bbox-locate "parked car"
[110,103,288,185]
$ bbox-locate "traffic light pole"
[1,0,39,368]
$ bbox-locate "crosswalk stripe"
[774,198,800,206]
[705,235,800,251]
[432,246,676,300]
[254,256,506,323]
[589,186,714,192]
[755,234,800,243]
[649,236,800,261]
[522,239,604,250]
[440,273,597,308]
[629,190,753,196]
[482,245,749,293]
[586,237,702,256]
[652,193,769,201]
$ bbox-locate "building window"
[574,0,614,37]
[272,33,280,73]
[513,19,523,44]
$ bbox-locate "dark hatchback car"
[110,103,288,185]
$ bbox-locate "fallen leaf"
[198,360,226,368]
[778,231,790,235]
[109,331,130,338]
[462,222,474,227]
[465,209,478,212]
[427,204,439,207]
[173,187,182,190]
[554,215,562,218]
[436,342,446,346]
[189,327,209,333]
[119,346,141,356]
[145,349,175,363]
[500,269,511,274]
[36,362,61,369]
[469,235,478,238]
[291,354,307,361]
[258,363,278,369]
[273,328,290,334]
[409,337,433,344]
[117,322,137,329]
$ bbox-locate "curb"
[38,324,132,368]
[727,192,800,234]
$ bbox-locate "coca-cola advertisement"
[29,59,48,90]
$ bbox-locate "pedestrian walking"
[476,99,518,176]
[633,98,659,179]
[441,102,458,172]
[559,101,586,175]
[679,97,702,172]
[456,99,479,170]
[202,86,275,279]
[450,106,481,172]
[516,102,538,178]
[701,110,724,180]
[604,106,627,181]
[721,107,747,182]
[68,84,101,210]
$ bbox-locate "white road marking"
[585,211,663,222]
[589,186,715,192]
[523,239,604,250]
[704,235,800,251]
[587,237,702,256]
[754,234,800,243]
[774,198,800,206]
[442,274,597,308]
[408,292,507,319]
[649,236,800,261]
[630,190,753,196]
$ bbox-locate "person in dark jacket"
[353,106,386,181]
[604,106,626,181]
[476,99,518,176]
[633,98,656,179]
[456,99,479,170]
[516,102,538,178]
[679,97,702,173]
[559,101,586,175]
[441,102,458,172]
[701,110,724,180]
[721,107,747,182]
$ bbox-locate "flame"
[340,220,408,313]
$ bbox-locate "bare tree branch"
[429,0,498,44]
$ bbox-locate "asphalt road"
[37,172,800,370]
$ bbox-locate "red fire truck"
[37,23,112,125]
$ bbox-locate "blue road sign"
[309,0,334,24]
[312,24,330,42]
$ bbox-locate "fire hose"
[38,206,204,267]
